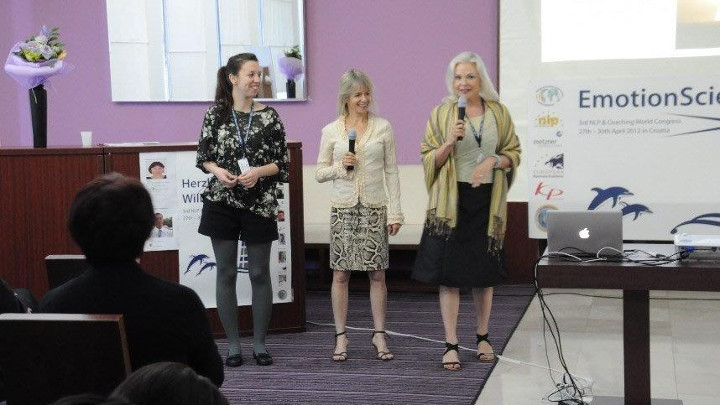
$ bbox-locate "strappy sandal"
[332,331,348,362]
[476,333,495,362]
[371,331,394,361]
[442,342,461,371]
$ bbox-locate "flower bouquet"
[278,45,303,98]
[5,26,72,89]
[4,26,73,148]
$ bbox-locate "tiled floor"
[476,289,720,405]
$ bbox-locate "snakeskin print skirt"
[330,204,388,271]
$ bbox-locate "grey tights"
[211,239,273,356]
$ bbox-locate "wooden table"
[536,243,720,405]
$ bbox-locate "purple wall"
[1,0,498,164]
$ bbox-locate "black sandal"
[442,342,461,371]
[332,331,348,362]
[476,333,495,362]
[371,331,394,361]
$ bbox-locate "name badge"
[237,158,251,173]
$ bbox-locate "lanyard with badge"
[232,103,253,173]
[467,103,485,148]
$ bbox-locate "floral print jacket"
[196,104,289,218]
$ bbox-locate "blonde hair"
[443,52,499,104]
[337,69,376,117]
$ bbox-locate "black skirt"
[411,182,506,288]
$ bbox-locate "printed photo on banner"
[146,160,168,179]
[151,211,174,238]
[140,152,179,251]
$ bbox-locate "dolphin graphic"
[197,262,217,276]
[184,254,209,274]
[670,213,720,234]
[620,202,652,220]
[587,187,633,210]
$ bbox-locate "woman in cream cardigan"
[316,69,404,362]
[412,52,521,371]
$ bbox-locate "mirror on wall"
[106,0,306,102]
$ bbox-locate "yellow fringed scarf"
[420,100,521,254]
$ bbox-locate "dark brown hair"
[147,161,164,173]
[109,362,228,405]
[214,53,259,126]
[68,173,154,265]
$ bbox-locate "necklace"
[467,113,485,148]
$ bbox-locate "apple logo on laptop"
[578,227,590,239]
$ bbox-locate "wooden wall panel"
[0,148,104,295]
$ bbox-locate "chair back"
[0,313,131,405]
[45,255,88,289]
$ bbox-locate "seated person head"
[109,362,228,405]
[68,173,154,266]
[50,393,133,405]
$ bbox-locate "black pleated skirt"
[411,182,506,288]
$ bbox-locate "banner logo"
[545,153,563,169]
[620,202,653,220]
[587,186,652,221]
[185,252,250,276]
[536,113,561,128]
[532,139,561,148]
[535,182,564,200]
[537,86,563,106]
[535,204,558,232]
[533,153,564,178]
[587,186,633,210]
[670,213,720,234]
[667,114,720,137]
[185,254,216,276]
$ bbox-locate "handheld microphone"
[347,129,356,171]
[457,97,467,140]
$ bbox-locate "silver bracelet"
[492,154,502,169]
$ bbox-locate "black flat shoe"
[253,351,273,366]
[225,354,242,367]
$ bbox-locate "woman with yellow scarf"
[411,52,521,371]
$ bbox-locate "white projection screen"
[500,0,720,240]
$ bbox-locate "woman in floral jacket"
[196,53,288,368]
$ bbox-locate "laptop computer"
[546,210,623,257]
